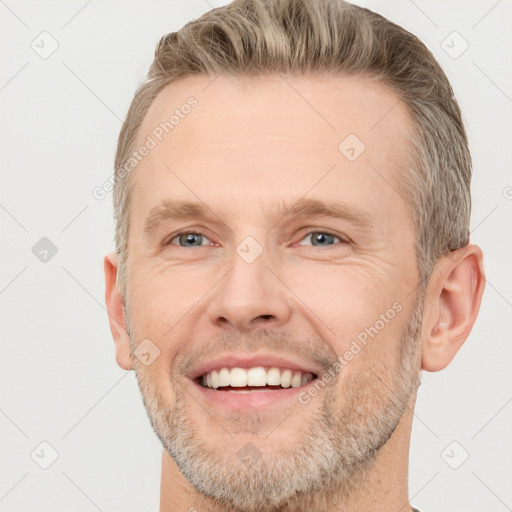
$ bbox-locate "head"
[113,0,473,299]
[104,1,485,510]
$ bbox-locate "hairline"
[116,70,426,300]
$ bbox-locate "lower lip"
[188,378,317,410]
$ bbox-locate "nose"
[207,244,293,332]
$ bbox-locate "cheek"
[131,265,204,328]
[284,262,397,335]
[284,263,408,372]
[128,269,211,374]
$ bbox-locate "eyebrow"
[143,197,374,234]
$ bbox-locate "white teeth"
[199,366,315,390]
[266,367,281,385]
[247,367,267,386]
[291,372,302,388]
[280,369,292,388]
[211,370,220,389]
[230,367,248,387]
[218,368,230,387]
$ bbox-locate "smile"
[189,366,319,409]
[197,366,317,392]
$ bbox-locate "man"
[104,0,485,510]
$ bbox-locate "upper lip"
[187,353,322,380]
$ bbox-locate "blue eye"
[297,231,343,247]
[167,232,212,247]
[164,230,346,249]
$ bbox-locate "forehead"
[130,73,414,226]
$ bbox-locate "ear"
[421,244,485,372]
[104,252,132,370]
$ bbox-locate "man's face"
[123,74,423,510]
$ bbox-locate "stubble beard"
[131,295,423,512]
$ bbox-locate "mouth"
[188,364,320,409]
[195,366,317,392]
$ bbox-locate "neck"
[160,397,416,512]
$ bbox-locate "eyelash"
[163,229,348,248]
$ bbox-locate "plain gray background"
[1,0,511,511]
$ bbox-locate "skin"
[104,74,485,511]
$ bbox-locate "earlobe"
[421,244,485,372]
[104,252,132,371]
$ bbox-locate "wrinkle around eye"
[162,229,350,250]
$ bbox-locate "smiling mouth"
[195,366,318,393]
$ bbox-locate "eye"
[296,230,346,247]
[163,229,348,249]
[165,231,213,248]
